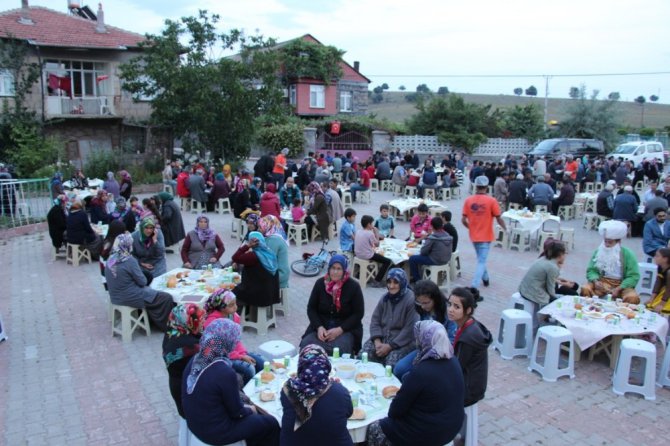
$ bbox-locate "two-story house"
[0,1,169,165]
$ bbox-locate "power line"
[366,71,670,78]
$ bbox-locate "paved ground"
[1,183,669,446]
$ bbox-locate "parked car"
[611,141,664,167]
[527,138,604,160]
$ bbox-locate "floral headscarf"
[54,194,68,207]
[258,215,288,241]
[284,344,333,429]
[384,268,409,305]
[307,181,324,197]
[119,170,131,181]
[236,178,249,194]
[195,214,216,243]
[106,233,133,277]
[245,212,260,228]
[324,255,350,312]
[413,320,453,364]
[203,289,236,314]
[248,231,278,275]
[186,318,241,394]
[163,304,205,368]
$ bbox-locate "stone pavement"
[1,185,669,446]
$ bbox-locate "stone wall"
[390,134,533,159]
[337,80,369,115]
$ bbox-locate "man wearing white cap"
[462,176,506,293]
[596,180,616,218]
[581,220,640,303]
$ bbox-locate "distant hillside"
[367,91,670,130]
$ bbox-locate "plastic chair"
[528,325,575,382]
[493,309,533,360]
[612,338,656,400]
[66,243,92,266]
[287,223,308,246]
[111,304,151,342]
[240,305,277,336]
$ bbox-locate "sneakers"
[483,278,490,287]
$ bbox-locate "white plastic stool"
[393,184,404,196]
[342,192,353,208]
[333,172,343,182]
[258,339,297,359]
[287,223,308,246]
[572,203,584,220]
[493,309,533,360]
[463,403,478,446]
[0,311,7,343]
[508,292,535,314]
[352,257,379,288]
[190,199,205,214]
[584,182,595,193]
[66,243,92,266]
[528,325,575,382]
[537,231,558,251]
[276,287,289,316]
[180,197,191,212]
[422,264,450,287]
[111,304,151,342]
[162,184,172,193]
[370,178,379,192]
[380,180,393,192]
[534,205,548,213]
[557,205,574,221]
[231,218,240,239]
[404,186,417,198]
[188,428,246,446]
[423,188,436,201]
[448,251,461,280]
[493,225,509,249]
[438,187,451,201]
[636,262,657,297]
[451,186,462,199]
[508,203,522,211]
[216,197,231,214]
[241,305,277,336]
[657,341,670,388]
[559,228,575,251]
[612,338,656,400]
[594,182,604,193]
[509,228,531,252]
[358,189,372,204]
[583,213,598,230]
[238,218,248,241]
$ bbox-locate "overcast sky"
[24,0,670,103]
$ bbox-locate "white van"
[611,141,664,167]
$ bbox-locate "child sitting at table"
[354,215,392,287]
[340,208,357,254]
[407,169,420,187]
[410,203,431,241]
[375,204,395,238]
[291,197,305,223]
[203,289,265,385]
[105,193,116,214]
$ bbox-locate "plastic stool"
[449,251,461,280]
[342,192,353,208]
[162,184,172,193]
[53,246,66,261]
[352,257,379,288]
[0,311,7,343]
[258,339,297,359]
[463,403,478,446]
[275,288,289,316]
[534,205,548,213]
[190,199,205,214]
[237,218,249,241]
[636,262,657,297]
[180,197,191,212]
[657,342,670,388]
[287,223,308,246]
[423,188,436,201]
[557,205,574,221]
[332,172,343,182]
[404,186,417,198]
[493,225,509,249]
[612,338,656,400]
[594,182,604,193]
[584,182,595,193]
[231,218,240,239]
[216,197,231,214]
[537,231,558,251]
[188,428,246,446]
[370,178,379,192]
[634,181,645,194]
[572,203,584,219]
[438,188,451,201]
[380,180,393,191]
[393,184,404,196]
[509,228,531,252]
[509,203,522,210]
[584,198,596,213]
[241,305,277,336]
[559,228,575,251]
[528,326,575,382]
[451,186,461,199]
[111,304,151,342]
[66,243,92,266]
[493,309,533,360]
[422,264,450,287]
[358,189,372,204]
[508,292,535,314]
[583,213,598,230]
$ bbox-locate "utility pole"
[543,75,551,130]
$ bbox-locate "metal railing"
[45,96,114,116]
[0,178,52,229]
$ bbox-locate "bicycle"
[290,241,338,277]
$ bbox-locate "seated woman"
[366,321,464,446]
[448,287,492,444]
[280,344,353,446]
[208,172,231,212]
[162,303,205,418]
[203,289,264,385]
[110,197,137,232]
[140,197,162,226]
[393,280,457,380]
[260,183,281,218]
[182,319,280,446]
[300,255,364,355]
[66,200,102,259]
[233,179,254,219]
[89,190,111,224]
[132,217,167,277]
[360,268,419,367]
[646,247,670,315]
[258,215,289,290]
[100,219,128,291]
[181,215,225,269]
[231,231,280,312]
[105,233,175,331]
[47,195,68,253]
[244,213,260,242]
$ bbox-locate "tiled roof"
[0,6,144,49]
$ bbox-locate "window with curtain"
[309,84,325,108]
[0,69,14,96]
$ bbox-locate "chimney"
[353,61,360,72]
[18,0,34,25]
[95,3,106,33]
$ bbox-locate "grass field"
[367,91,670,130]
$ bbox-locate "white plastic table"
[376,238,419,266]
[502,209,560,235]
[150,267,240,305]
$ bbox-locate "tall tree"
[569,86,580,99]
[503,104,545,142]
[608,92,620,101]
[525,85,538,97]
[559,86,621,150]
[649,95,659,102]
[513,87,523,96]
[120,11,285,161]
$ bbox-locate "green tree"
[8,122,62,177]
[256,122,304,157]
[513,87,523,96]
[398,85,406,91]
[650,95,659,102]
[437,86,449,95]
[381,83,389,90]
[559,87,621,150]
[416,84,431,94]
[280,39,344,85]
[502,104,545,142]
[120,11,286,162]
[405,95,497,153]
[569,86,580,99]
[608,92,620,101]
[525,85,538,96]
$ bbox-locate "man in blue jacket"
[642,207,670,257]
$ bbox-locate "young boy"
[291,197,305,223]
[409,203,431,241]
[340,208,357,253]
[374,204,395,238]
[354,215,392,287]
[440,210,459,252]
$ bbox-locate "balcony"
[45,96,115,118]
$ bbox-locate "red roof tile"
[0,6,144,49]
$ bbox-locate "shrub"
[256,123,304,158]
[8,122,63,177]
[85,150,122,179]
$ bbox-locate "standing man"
[462,176,506,297]
[273,148,288,190]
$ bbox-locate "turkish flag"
[331,121,341,135]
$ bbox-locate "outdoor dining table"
[242,356,402,443]
[502,209,560,235]
[63,178,104,189]
[150,267,240,306]
[539,295,669,368]
[387,198,443,216]
[91,223,108,239]
[376,237,419,266]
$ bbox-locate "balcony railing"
[45,96,115,117]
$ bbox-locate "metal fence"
[0,178,52,230]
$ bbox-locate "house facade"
[0,2,170,166]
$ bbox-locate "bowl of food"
[335,360,357,379]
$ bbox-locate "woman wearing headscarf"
[47,194,68,252]
[233,179,254,219]
[131,216,167,277]
[162,303,204,418]
[100,219,128,291]
[89,189,111,224]
[105,233,175,331]
[118,170,133,200]
[182,319,280,446]
[249,177,263,209]
[207,172,231,212]
[140,197,162,227]
[360,268,419,367]
[181,215,225,269]
[280,344,353,446]
[157,192,185,250]
[110,196,137,232]
[222,164,234,188]
[258,215,289,290]
[231,231,280,310]
[66,200,103,259]
[300,255,364,355]
[50,172,64,199]
[103,171,120,199]
[260,183,281,218]
[305,181,330,241]
[366,321,464,446]
[244,213,260,242]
